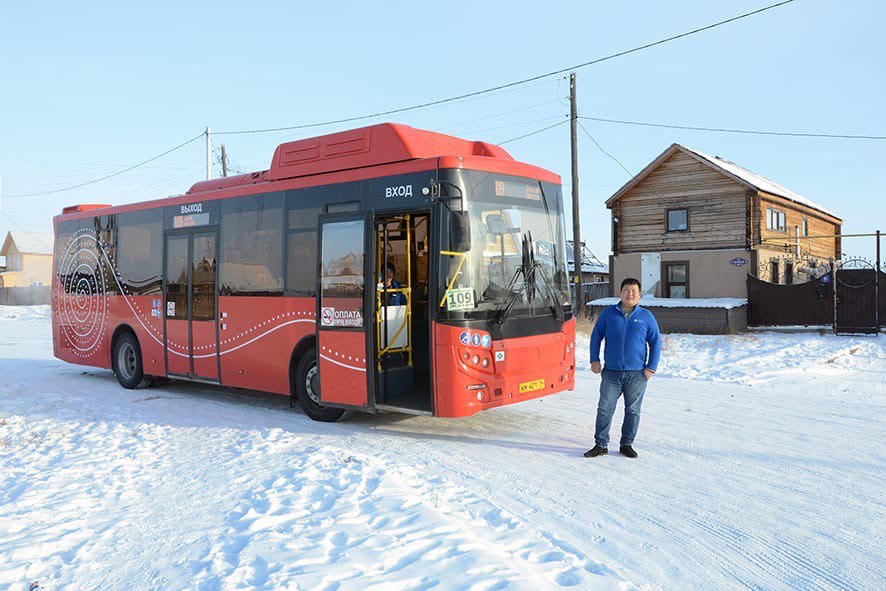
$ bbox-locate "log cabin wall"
[613,151,747,254]
[756,192,841,259]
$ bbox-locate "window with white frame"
[766,208,786,232]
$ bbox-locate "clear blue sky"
[2,1,883,263]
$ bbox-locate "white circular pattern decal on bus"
[55,230,108,356]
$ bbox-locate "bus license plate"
[519,379,545,393]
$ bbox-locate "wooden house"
[606,144,842,298]
[0,231,54,287]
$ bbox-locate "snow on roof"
[589,296,747,309]
[0,232,54,256]
[680,145,840,220]
[571,261,609,274]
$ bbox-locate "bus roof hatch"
[267,123,513,182]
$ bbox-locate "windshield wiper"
[494,233,536,325]
[495,241,565,325]
[532,261,565,322]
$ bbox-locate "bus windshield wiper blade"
[533,262,565,322]
[495,234,535,325]
[494,265,526,325]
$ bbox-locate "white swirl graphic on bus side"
[55,230,108,357]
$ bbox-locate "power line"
[498,120,569,146]
[577,121,634,177]
[0,210,53,249]
[5,133,205,198]
[465,114,566,137]
[577,121,743,241]
[2,2,796,199]
[580,116,886,141]
[216,1,795,136]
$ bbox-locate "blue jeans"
[594,369,648,448]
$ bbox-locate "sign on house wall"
[640,253,661,295]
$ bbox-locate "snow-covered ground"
[1,306,884,590]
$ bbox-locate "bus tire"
[112,332,151,389]
[294,347,347,422]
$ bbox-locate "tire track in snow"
[191,442,630,590]
[624,456,875,591]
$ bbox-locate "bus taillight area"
[432,318,577,418]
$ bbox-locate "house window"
[766,208,786,232]
[663,262,688,298]
[667,209,688,232]
[802,219,808,236]
[770,260,780,284]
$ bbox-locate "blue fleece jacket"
[590,304,661,372]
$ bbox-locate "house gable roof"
[0,232,54,256]
[606,144,841,221]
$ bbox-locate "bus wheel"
[294,347,347,422]
[113,333,151,389]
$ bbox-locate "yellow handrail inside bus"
[439,250,468,307]
[376,215,413,367]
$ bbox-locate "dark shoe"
[619,445,638,458]
[584,446,608,458]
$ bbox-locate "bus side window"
[117,209,163,295]
[220,193,284,296]
[286,203,322,295]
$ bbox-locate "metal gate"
[834,259,879,334]
[747,274,833,327]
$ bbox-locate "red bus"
[52,123,577,420]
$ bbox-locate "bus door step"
[377,365,414,402]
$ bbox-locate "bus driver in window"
[383,262,407,305]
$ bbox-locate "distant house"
[566,241,609,283]
[0,231,54,287]
[606,144,842,298]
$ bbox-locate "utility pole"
[205,127,212,180]
[220,144,229,177]
[569,72,582,316]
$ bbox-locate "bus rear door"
[164,229,220,381]
[316,215,372,410]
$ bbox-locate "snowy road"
[1,306,884,590]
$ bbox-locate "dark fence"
[747,271,885,331]
[571,282,610,311]
[583,282,610,303]
[747,275,832,326]
[882,271,886,325]
[835,270,883,334]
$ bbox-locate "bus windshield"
[440,172,571,322]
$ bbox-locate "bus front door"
[316,215,371,410]
[164,230,219,381]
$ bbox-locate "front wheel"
[294,347,348,422]
[112,333,151,389]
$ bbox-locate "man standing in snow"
[585,277,661,459]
